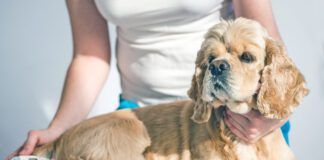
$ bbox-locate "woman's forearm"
[47,0,112,133]
[48,56,110,133]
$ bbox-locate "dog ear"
[187,68,200,101]
[191,100,212,123]
[256,39,309,119]
[188,50,213,123]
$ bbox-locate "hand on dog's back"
[6,128,63,160]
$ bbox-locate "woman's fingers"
[5,130,41,160]
[224,114,250,143]
[6,128,63,159]
[225,111,247,134]
[5,148,21,160]
[226,109,251,127]
[225,109,267,143]
[19,131,39,155]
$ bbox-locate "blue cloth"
[281,121,290,145]
[116,95,139,110]
[117,95,290,145]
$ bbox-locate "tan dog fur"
[33,18,309,160]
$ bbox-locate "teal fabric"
[116,95,139,110]
[281,121,290,145]
[117,95,290,145]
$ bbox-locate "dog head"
[188,18,309,123]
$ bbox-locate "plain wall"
[1,0,323,159]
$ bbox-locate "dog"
[32,18,309,160]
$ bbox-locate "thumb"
[19,131,39,155]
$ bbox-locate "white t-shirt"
[94,0,233,106]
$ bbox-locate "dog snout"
[209,60,230,76]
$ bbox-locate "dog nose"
[209,60,230,76]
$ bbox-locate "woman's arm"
[49,0,111,133]
[8,0,111,157]
[225,0,288,143]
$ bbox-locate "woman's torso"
[94,0,233,106]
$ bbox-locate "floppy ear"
[188,21,230,123]
[187,50,213,123]
[256,39,309,119]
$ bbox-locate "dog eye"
[240,52,254,63]
[208,55,216,63]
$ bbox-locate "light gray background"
[0,0,323,159]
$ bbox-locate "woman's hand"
[5,128,64,160]
[224,108,289,143]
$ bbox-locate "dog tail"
[32,141,56,159]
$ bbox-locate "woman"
[7,0,289,159]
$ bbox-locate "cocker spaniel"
[32,18,309,160]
